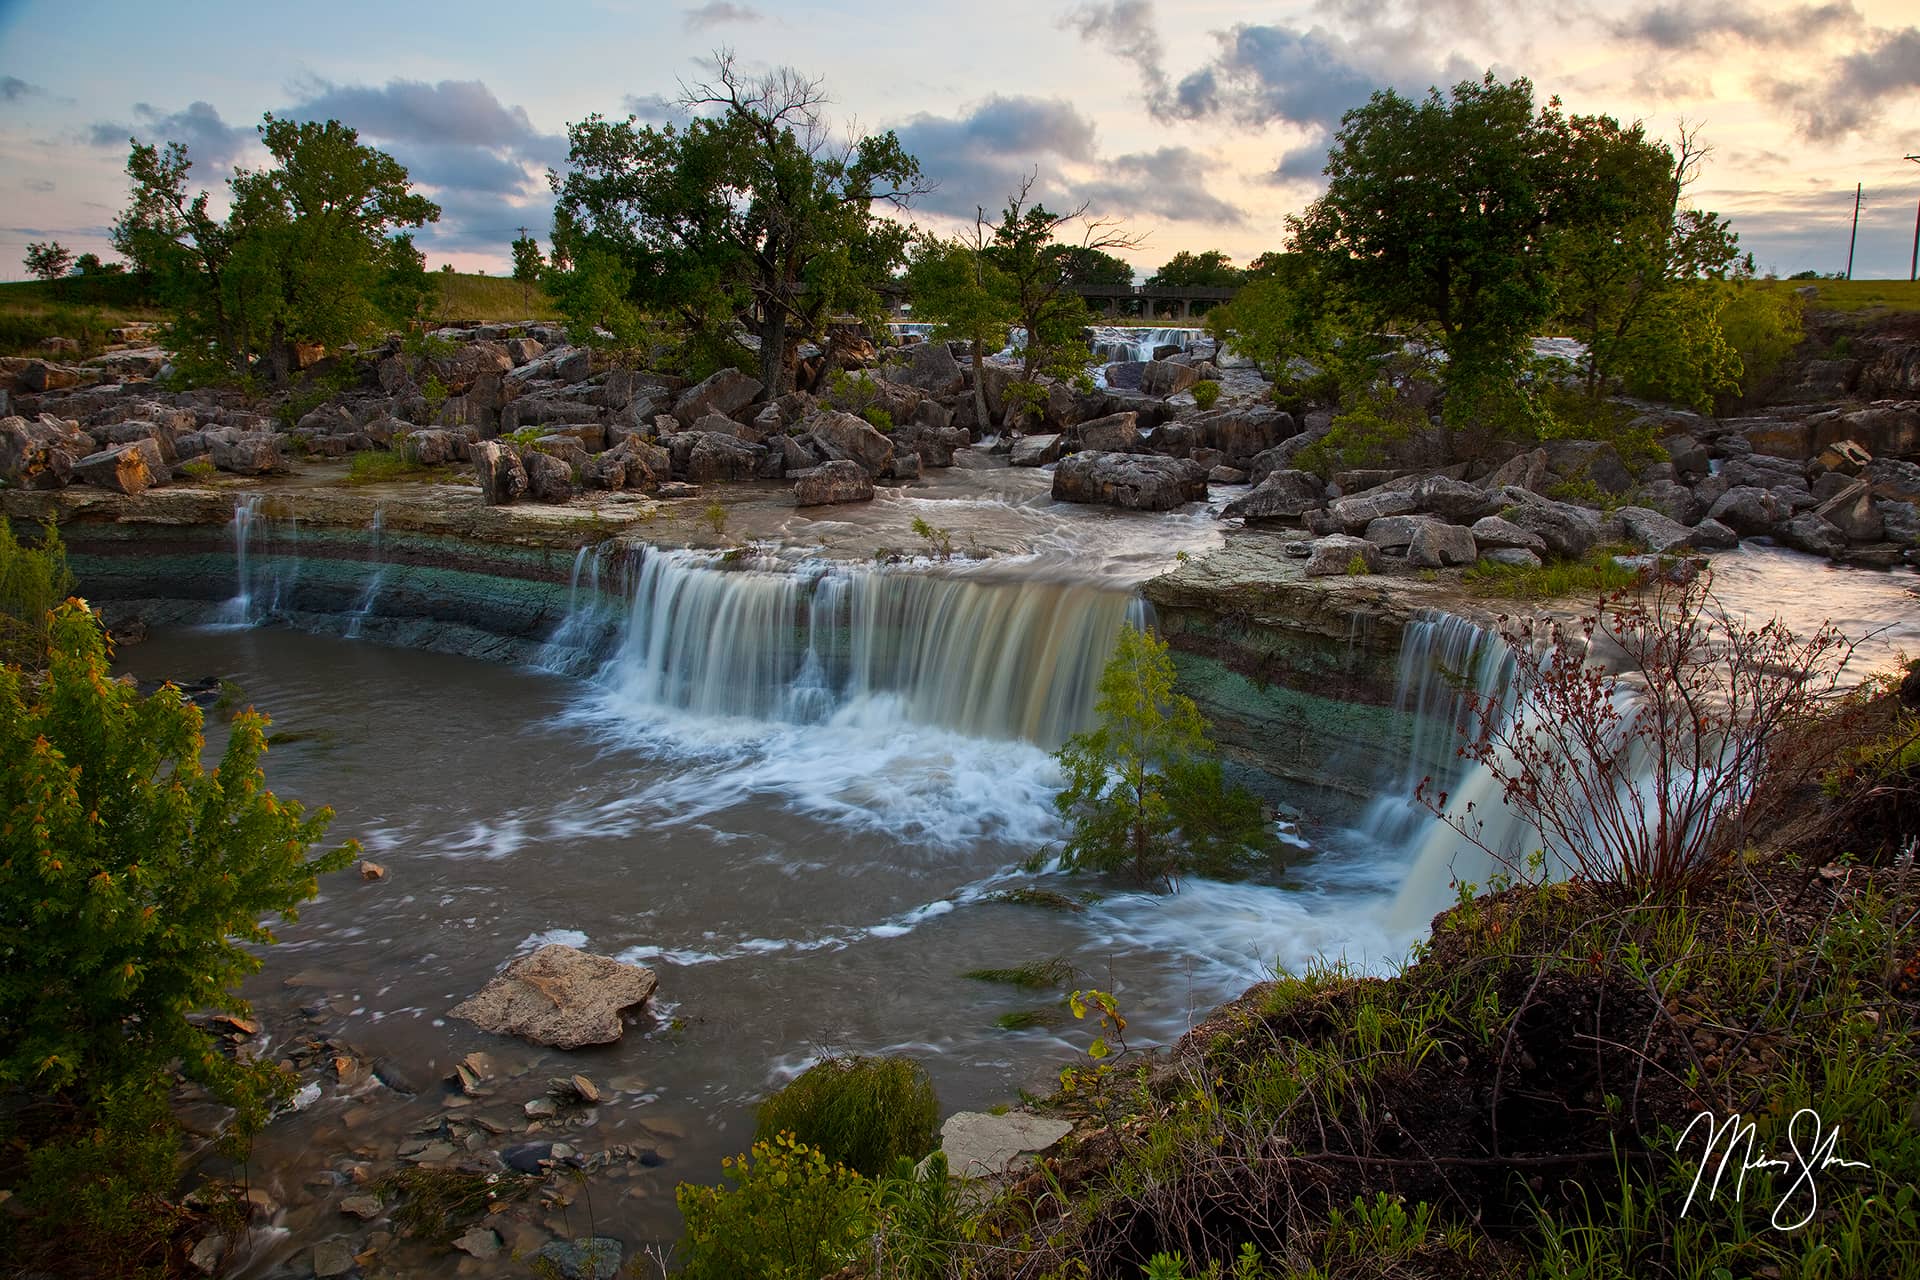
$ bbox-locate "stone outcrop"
[1222,470,1325,524]
[1051,452,1208,511]
[448,944,657,1050]
[793,459,875,506]
[1304,533,1380,577]
[73,439,165,495]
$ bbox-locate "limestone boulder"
[1707,485,1791,536]
[1072,411,1143,454]
[1469,515,1548,557]
[1222,469,1325,524]
[1609,505,1704,555]
[1328,486,1419,534]
[1407,520,1479,568]
[211,435,285,476]
[1140,359,1201,397]
[473,441,528,505]
[1481,447,1550,493]
[1009,433,1064,467]
[1413,474,1501,523]
[1304,534,1381,577]
[1544,441,1633,494]
[448,944,657,1050]
[1051,451,1208,511]
[74,438,166,495]
[676,431,764,483]
[1498,488,1602,558]
[793,460,876,506]
[889,340,964,396]
[672,368,762,429]
[524,447,575,502]
[804,409,894,478]
[940,1111,1073,1180]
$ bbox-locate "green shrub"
[862,406,894,432]
[1190,379,1221,410]
[178,458,217,481]
[1292,385,1423,478]
[1345,553,1371,576]
[0,518,74,668]
[753,1055,939,1177]
[676,1132,875,1280]
[0,305,115,358]
[344,449,431,485]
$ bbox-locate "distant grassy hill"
[0,272,556,357]
[1755,276,1920,313]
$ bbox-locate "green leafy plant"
[1054,623,1274,888]
[863,406,894,432]
[753,1055,939,1177]
[1345,553,1371,576]
[702,500,729,536]
[675,1132,875,1280]
[1067,988,1128,1060]
[910,515,954,561]
[1190,379,1221,410]
[0,518,74,668]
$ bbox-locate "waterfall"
[1090,326,1208,364]
[344,508,386,640]
[221,496,263,625]
[536,541,636,674]
[596,548,1137,746]
[222,497,300,627]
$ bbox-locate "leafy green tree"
[1056,244,1136,288]
[1205,251,1338,382]
[550,52,927,397]
[510,225,544,312]
[976,175,1143,407]
[1146,249,1243,289]
[1290,73,1563,428]
[1055,624,1271,889]
[22,240,74,283]
[69,251,123,277]
[0,519,73,668]
[0,604,355,1108]
[1547,118,1748,402]
[543,243,647,347]
[111,116,439,383]
[904,228,1017,429]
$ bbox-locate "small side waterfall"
[595,548,1140,746]
[344,508,386,640]
[1090,326,1208,363]
[222,496,300,626]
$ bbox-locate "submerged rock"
[449,944,657,1050]
[535,1237,624,1280]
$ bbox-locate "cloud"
[89,101,258,173]
[622,93,687,124]
[683,2,761,30]
[1611,1,1859,50]
[894,95,1099,217]
[1074,147,1246,224]
[3,75,46,103]
[1060,1,1170,108]
[287,78,549,152]
[1762,24,1920,139]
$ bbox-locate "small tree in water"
[1054,624,1271,889]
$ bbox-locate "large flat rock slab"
[449,944,657,1049]
[940,1110,1073,1179]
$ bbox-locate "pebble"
[535,1237,624,1280]
[312,1239,356,1278]
[524,1098,558,1120]
[452,1226,502,1260]
[339,1195,382,1220]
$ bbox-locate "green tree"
[510,225,544,312]
[69,251,123,276]
[0,604,355,1106]
[543,242,647,347]
[1145,249,1242,289]
[904,228,1017,430]
[22,240,75,283]
[1054,624,1271,889]
[1547,118,1748,403]
[0,519,73,668]
[111,116,440,383]
[1291,73,1562,428]
[978,174,1143,403]
[550,51,927,397]
[1056,244,1136,287]
[1205,250,1338,382]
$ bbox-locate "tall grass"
[0,519,74,667]
[753,1055,939,1177]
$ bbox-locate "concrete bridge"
[1068,284,1239,320]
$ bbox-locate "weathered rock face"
[1184,407,1295,464]
[448,944,657,1050]
[1009,433,1063,467]
[889,340,964,397]
[1,414,85,489]
[74,438,165,495]
[793,459,876,506]
[1638,479,1703,525]
[1051,452,1209,511]
[1222,469,1325,524]
[1482,447,1550,493]
[1304,533,1380,577]
[1778,512,1848,558]
[473,440,529,505]
[1327,486,1419,534]
[1498,488,1602,558]
[211,435,285,476]
[1544,440,1633,494]
[680,431,764,483]
[1609,505,1705,554]
[804,409,894,478]
[1707,485,1792,536]
[1413,475,1501,523]
[1140,359,1201,397]
[940,1111,1074,1180]
[1469,514,1547,556]
[401,428,465,467]
[1407,520,1478,568]
[672,368,762,428]
[521,448,574,502]
[1072,411,1143,454]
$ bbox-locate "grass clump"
[375,1166,532,1244]
[996,1009,1068,1032]
[753,1054,939,1178]
[963,958,1075,989]
[987,887,1086,912]
[1463,543,1641,599]
[342,449,452,486]
[0,518,74,668]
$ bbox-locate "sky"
[1,0,1918,282]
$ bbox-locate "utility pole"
[1907,155,1919,283]
[1846,182,1862,280]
